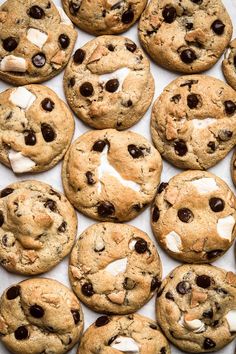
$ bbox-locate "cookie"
[78,313,170,354]
[62,129,162,222]
[0,278,84,354]
[151,170,236,263]
[231,149,236,186]
[0,0,77,85]
[0,85,74,174]
[222,39,236,90]
[139,0,232,73]
[69,222,162,314]
[151,75,236,170]
[62,0,147,36]
[63,35,154,130]
[0,180,77,275]
[156,264,236,353]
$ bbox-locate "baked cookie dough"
[222,39,236,90]
[0,278,84,354]
[0,180,77,275]
[0,85,74,174]
[62,0,148,36]
[0,0,77,85]
[139,0,232,73]
[151,171,236,263]
[69,222,162,314]
[64,35,154,130]
[151,75,236,170]
[62,129,162,222]
[231,149,236,187]
[78,313,170,354]
[156,264,236,353]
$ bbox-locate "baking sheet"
[0,0,235,353]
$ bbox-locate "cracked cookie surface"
[151,75,236,170]
[0,85,74,174]
[62,129,162,222]
[156,264,236,353]
[0,278,84,354]
[0,180,77,275]
[78,313,170,354]
[151,170,236,263]
[0,0,77,85]
[222,39,236,90]
[64,35,154,130]
[69,222,162,314]
[62,0,147,36]
[138,0,232,73]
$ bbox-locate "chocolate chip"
[191,0,203,3]
[15,326,29,340]
[207,141,216,152]
[209,197,224,212]
[58,221,67,233]
[32,53,46,68]
[81,282,94,297]
[71,310,80,324]
[111,1,123,10]
[152,206,160,222]
[224,100,236,115]
[178,208,193,223]
[211,20,225,35]
[206,249,223,260]
[186,22,193,30]
[203,309,213,319]
[158,182,168,193]
[162,6,176,23]
[24,130,36,146]
[135,238,147,254]
[160,348,167,354]
[105,79,119,93]
[165,291,174,300]
[218,129,233,141]
[74,48,85,64]
[174,140,188,156]
[92,140,108,152]
[80,82,94,97]
[0,211,4,227]
[59,34,70,49]
[44,199,57,212]
[121,9,134,24]
[123,277,136,290]
[3,37,18,52]
[170,94,181,103]
[1,188,14,198]
[149,323,158,330]
[69,1,81,15]
[41,98,55,112]
[180,49,197,64]
[6,286,20,300]
[68,77,75,87]
[122,99,133,108]
[97,202,115,217]
[196,275,211,288]
[203,338,216,350]
[125,42,137,52]
[151,277,161,291]
[95,316,109,327]
[41,123,55,142]
[128,144,144,158]
[28,5,45,19]
[30,305,44,318]
[86,171,95,185]
[107,44,115,51]
[187,94,199,109]
[176,281,190,294]
[234,56,236,68]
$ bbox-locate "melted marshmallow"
[0,55,27,72]
[110,336,139,353]
[192,118,217,129]
[217,215,235,241]
[9,87,36,110]
[166,231,182,253]
[105,258,127,276]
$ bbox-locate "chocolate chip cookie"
[69,222,162,314]
[151,170,236,263]
[156,264,236,353]
[62,0,148,36]
[151,75,236,170]
[0,278,84,354]
[139,0,232,73]
[222,39,236,91]
[62,129,162,222]
[0,0,77,85]
[78,313,170,354]
[64,35,154,130]
[231,149,236,187]
[0,180,77,275]
[0,85,74,174]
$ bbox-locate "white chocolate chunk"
[0,55,27,72]
[105,257,127,276]
[97,145,140,193]
[225,310,236,332]
[192,118,216,129]
[57,6,73,26]
[129,239,137,250]
[110,336,139,353]
[8,150,36,173]
[217,215,235,241]
[166,231,182,253]
[99,67,130,92]
[10,87,36,110]
[27,28,48,49]
[190,178,218,194]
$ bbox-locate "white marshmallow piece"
[97,145,140,193]
[27,28,48,49]
[217,215,235,241]
[166,231,182,253]
[8,150,36,173]
[192,118,216,129]
[105,257,127,276]
[10,87,36,110]
[0,55,27,72]
[57,6,73,26]
[225,310,236,332]
[110,336,140,353]
[99,67,130,92]
[129,239,137,250]
[184,318,206,333]
[190,178,218,194]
